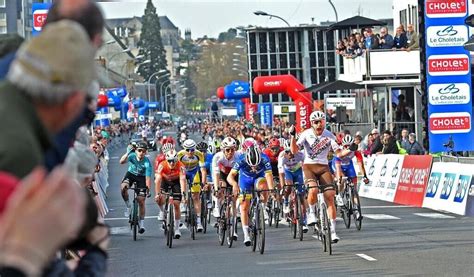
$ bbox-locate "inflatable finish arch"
[253,75,312,132]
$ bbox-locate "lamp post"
[328,0,339,23]
[158,77,171,111]
[147,70,168,116]
[253,10,290,27]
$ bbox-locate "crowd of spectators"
[336,24,419,58]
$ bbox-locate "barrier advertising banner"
[32,3,51,36]
[259,103,273,126]
[423,162,473,215]
[394,155,433,207]
[359,155,404,202]
[424,0,474,152]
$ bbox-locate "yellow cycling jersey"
[177,149,205,171]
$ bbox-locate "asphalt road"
[104,132,474,277]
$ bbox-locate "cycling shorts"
[161,179,182,201]
[271,163,279,179]
[239,171,265,194]
[330,160,357,178]
[185,167,202,193]
[284,168,305,194]
[122,171,147,197]
[302,164,335,191]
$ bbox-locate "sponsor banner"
[428,112,471,134]
[427,54,470,76]
[393,155,433,207]
[259,103,273,126]
[32,3,51,36]
[423,163,473,215]
[428,83,470,105]
[359,155,384,199]
[425,0,467,18]
[427,25,469,47]
[325,97,356,110]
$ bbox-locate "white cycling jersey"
[277,151,305,173]
[297,129,340,165]
[212,151,237,175]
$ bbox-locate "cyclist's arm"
[355,151,367,177]
[119,150,132,164]
[155,164,163,195]
[179,165,187,194]
[290,135,298,155]
[145,159,152,190]
[264,158,274,190]
[198,152,207,184]
[227,169,238,189]
[277,153,285,187]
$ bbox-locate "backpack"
[396,140,407,155]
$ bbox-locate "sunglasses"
[186,149,195,152]
[224,148,235,153]
[167,159,177,164]
[285,150,291,154]
[271,147,280,151]
[311,120,322,125]
[137,149,146,153]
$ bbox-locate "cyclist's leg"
[303,164,319,225]
[255,176,269,203]
[283,169,293,211]
[171,181,182,221]
[319,166,340,240]
[294,168,307,215]
[191,170,203,229]
[239,173,253,244]
[120,173,131,204]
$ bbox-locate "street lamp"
[253,10,291,27]
[134,60,151,73]
[328,0,339,23]
[147,70,169,114]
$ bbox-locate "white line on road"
[413,213,455,219]
[105,215,159,221]
[363,214,400,220]
[356,254,377,261]
[363,205,412,209]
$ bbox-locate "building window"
[0,26,6,34]
[0,12,6,20]
[0,0,5,8]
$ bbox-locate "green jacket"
[0,81,52,178]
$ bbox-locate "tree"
[136,0,169,94]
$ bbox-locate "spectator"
[378,27,394,49]
[0,21,96,178]
[382,130,399,154]
[405,133,425,155]
[0,34,24,79]
[364,28,379,50]
[354,134,363,151]
[406,24,419,51]
[369,129,383,155]
[393,26,408,49]
[400,129,409,150]
[336,40,346,55]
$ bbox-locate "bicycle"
[285,183,305,241]
[128,182,146,241]
[308,184,332,255]
[267,178,282,228]
[244,188,273,254]
[339,177,363,231]
[200,184,212,234]
[184,182,198,240]
[217,186,237,248]
[161,192,174,248]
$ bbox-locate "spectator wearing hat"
[0,20,96,178]
[382,130,399,154]
[405,133,425,155]
[369,129,383,155]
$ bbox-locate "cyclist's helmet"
[245,146,261,167]
[137,142,148,150]
[341,134,355,146]
[221,137,236,149]
[278,137,286,147]
[283,139,291,151]
[165,149,178,162]
[269,138,281,148]
[161,142,174,153]
[196,141,208,152]
[309,111,326,122]
[182,139,196,150]
[208,143,216,154]
[242,137,257,151]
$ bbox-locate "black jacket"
[383,137,399,154]
[370,137,383,155]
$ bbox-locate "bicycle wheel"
[352,187,363,231]
[274,199,280,228]
[316,207,326,251]
[290,198,297,239]
[258,203,266,254]
[321,204,332,255]
[267,198,273,227]
[132,200,138,241]
[297,196,303,241]
[250,205,257,252]
[218,202,227,246]
[341,188,351,229]
[226,201,234,248]
[188,194,196,240]
[168,206,174,248]
[201,198,208,234]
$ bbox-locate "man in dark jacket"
[369,128,383,155]
[405,133,425,155]
[382,130,399,154]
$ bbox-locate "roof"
[106,16,178,30]
[302,80,363,92]
[329,16,387,30]
[244,24,330,32]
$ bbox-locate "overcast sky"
[97,0,393,38]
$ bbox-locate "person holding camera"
[120,141,152,234]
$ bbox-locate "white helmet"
[182,139,196,150]
[283,139,291,151]
[161,143,174,153]
[245,146,261,167]
[208,143,216,154]
[341,135,355,146]
[310,111,326,122]
[221,137,236,149]
[165,149,178,162]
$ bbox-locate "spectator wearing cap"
[405,133,425,155]
[378,27,394,49]
[0,20,96,178]
[382,130,399,154]
[369,129,383,155]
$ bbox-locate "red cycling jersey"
[154,154,166,172]
[263,147,284,164]
[157,160,185,181]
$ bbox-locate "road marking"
[363,205,412,209]
[413,213,455,219]
[312,235,321,241]
[110,156,119,160]
[356,254,377,261]
[363,214,400,220]
[110,226,130,235]
[105,215,161,221]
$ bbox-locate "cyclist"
[227,145,275,246]
[289,111,355,243]
[119,141,152,234]
[211,137,238,237]
[263,138,284,179]
[278,140,308,233]
[331,135,369,217]
[197,141,213,210]
[154,142,175,172]
[178,139,208,232]
[155,150,187,239]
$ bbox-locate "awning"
[301,80,363,92]
[329,16,387,30]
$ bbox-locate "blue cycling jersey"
[205,153,213,181]
[127,152,152,177]
[232,154,272,177]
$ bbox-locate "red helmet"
[161,136,175,146]
[269,138,281,148]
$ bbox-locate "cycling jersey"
[277,151,304,173]
[263,147,283,164]
[177,150,205,171]
[297,129,340,165]
[157,160,185,181]
[231,155,272,193]
[330,150,363,178]
[154,153,166,172]
[127,152,152,177]
[334,150,363,166]
[204,153,213,182]
[212,151,236,175]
